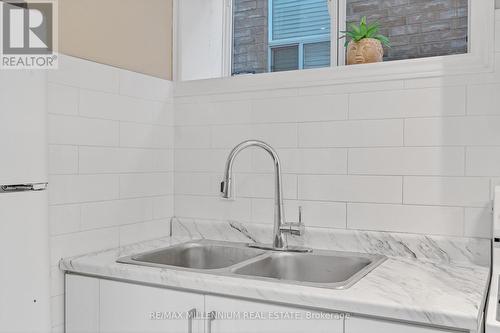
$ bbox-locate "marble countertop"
[60,219,491,332]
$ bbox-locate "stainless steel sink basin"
[117,240,265,270]
[231,250,386,289]
[117,240,386,289]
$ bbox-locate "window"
[232,0,468,75]
[269,0,331,72]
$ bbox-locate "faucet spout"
[221,140,286,249]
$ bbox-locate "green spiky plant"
[341,16,390,48]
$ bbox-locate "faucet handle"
[280,206,305,236]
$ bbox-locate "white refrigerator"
[0,70,51,332]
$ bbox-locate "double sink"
[117,240,386,289]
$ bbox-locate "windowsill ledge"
[175,52,494,97]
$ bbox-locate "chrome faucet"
[220,140,311,252]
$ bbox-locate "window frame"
[268,38,332,72]
[267,0,333,72]
[173,0,495,92]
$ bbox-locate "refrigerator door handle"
[0,182,48,193]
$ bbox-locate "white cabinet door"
[205,295,344,333]
[100,279,204,333]
[66,274,100,333]
[345,317,462,333]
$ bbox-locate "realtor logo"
[1,0,58,69]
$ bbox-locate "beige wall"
[59,0,172,80]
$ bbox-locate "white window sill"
[175,53,494,97]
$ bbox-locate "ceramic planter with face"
[347,38,384,65]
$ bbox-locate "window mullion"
[298,43,304,69]
[327,0,336,67]
[336,0,347,66]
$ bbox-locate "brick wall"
[232,0,268,74]
[346,0,468,60]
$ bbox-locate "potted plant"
[342,16,390,65]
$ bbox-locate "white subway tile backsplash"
[403,177,491,207]
[210,124,252,148]
[296,95,349,122]
[152,150,174,172]
[79,89,164,123]
[49,115,119,146]
[215,148,256,173]
[175,195,252,222]
[119,70,171,101]
[175,126,212,149]
[252,94,348,123]
[209,88,299,103]
[405,116,500,146]
[80,198,153,230]
[347,203,464,236]
[47,83,78,115]
[152,196,174,219]
[298,80,405,96]
[175,173,213,195]
[48,55,119,93]
[79,147,149,174]
[174,149,253,173]
[152,103,174,126]
[234,173,297,199]
[49,175,120,205]
[349,147,465,176]
[49,145,78,175]
[285,200,346,229]
[49,205,81,236]
[251,98,299,124]
[250,198,345,227]
[174,149,215,173]
[120,123,173,149]
[79,147,170,174]
[466,147,500,176]
[350,86,466,120]
[119,219,171,245]
[175,103,214,126]
[211,123,298,149]
[211,100,253,124]
[253,148,348,174]
[468,83,500,115]
[299,119,403,148]
[252,123,298,148]
[250,198,275,225]
[119,173,174,198]
[47,56,175,330]
[465,207,492,238]
[50,227,119,265]
[298,175,402,203]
